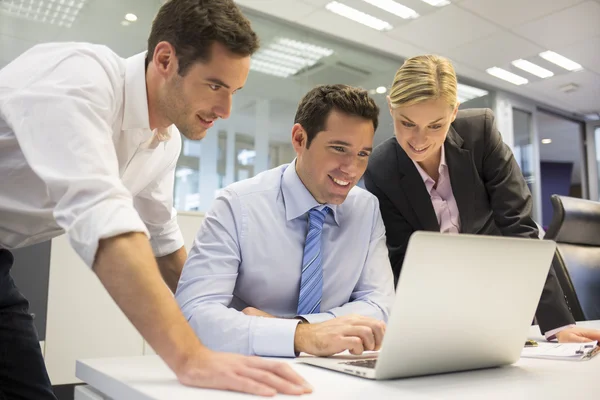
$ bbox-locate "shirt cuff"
[298,312,335,324]
[149,224,184,257]
[250,317,300,357]
[145,208,185,257]
[544,324,576,341]
[66,198,149,267]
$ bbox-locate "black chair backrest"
[545,195,600,321]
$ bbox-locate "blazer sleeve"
[363,169,414,286]
[481,109,538,239]
[480,109,575,332]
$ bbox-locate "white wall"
[43,212,204,385]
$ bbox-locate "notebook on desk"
[298,232,557,380]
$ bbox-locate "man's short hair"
[294,84,380,148]
[147,0,260,75]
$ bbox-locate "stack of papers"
[521,340,599,361]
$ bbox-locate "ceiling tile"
[515,85,583,113]
[386,4,499,53]
[236,0,317,22]
[555,35,600,75]
[449,60,586,113]
[445,31,544,70]
[513,1,600,48]
[333,0,444,25]
[527,70,600,113]
[300,9,428,59]
[299,0,330,6]
[459,0,585,28]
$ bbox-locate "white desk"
[75,322,600,400]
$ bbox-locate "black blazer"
[364,108,575,334]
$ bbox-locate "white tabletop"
[76,321,600,400]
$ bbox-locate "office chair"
[545,195,600,321]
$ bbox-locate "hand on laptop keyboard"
[294,314,386,356]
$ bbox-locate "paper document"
[521,340,599,361]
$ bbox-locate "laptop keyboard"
[341,359,377,369]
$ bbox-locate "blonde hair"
[389,55,458,109]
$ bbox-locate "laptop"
[298,231,556,380]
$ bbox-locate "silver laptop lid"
[375,232,556,379]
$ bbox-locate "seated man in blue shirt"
[176,84,395,358]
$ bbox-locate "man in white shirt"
[0,0,310,398]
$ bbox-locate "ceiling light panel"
[539,51,583,72]
[326,1,393,31]
[456,83,488,102]
[0,0,89,28]
[511,59,554,79]
[486,67,529,86]
[361,0,419,19]
[250,37,334,78]
[420,0,450,7]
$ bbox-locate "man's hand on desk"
[556,327,600,343]
[294,315,386,356]
[94,233,311,397]
[176,349,313,397]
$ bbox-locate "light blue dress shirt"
[176,160,395,357]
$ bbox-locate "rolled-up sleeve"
[0,53,148,266]
[133,155,184,257]
[176,189,299,357]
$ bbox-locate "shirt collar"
[439,144,448,169]
[122,52,173,148]
[122,52,152,132]
[412,145,447,192]
[281,159,340,226]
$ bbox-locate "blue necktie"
[297,207,329,315]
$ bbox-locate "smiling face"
[293,110,375,205]
[390,97,458,169]
[156,41,251,140]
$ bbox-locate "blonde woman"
[364,55,600,343]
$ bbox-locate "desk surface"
[76,322,600,400]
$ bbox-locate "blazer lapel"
[445,126,475,233]
[394,142,440,232]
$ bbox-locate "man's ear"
[152,41,178,78]
[291,123,306,153]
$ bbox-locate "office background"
[1,0,599,395]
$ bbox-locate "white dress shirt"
[176,161,395,357]
[0,42,184,266]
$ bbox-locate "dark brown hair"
[294,84,380,148]
[147,0,260,76]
